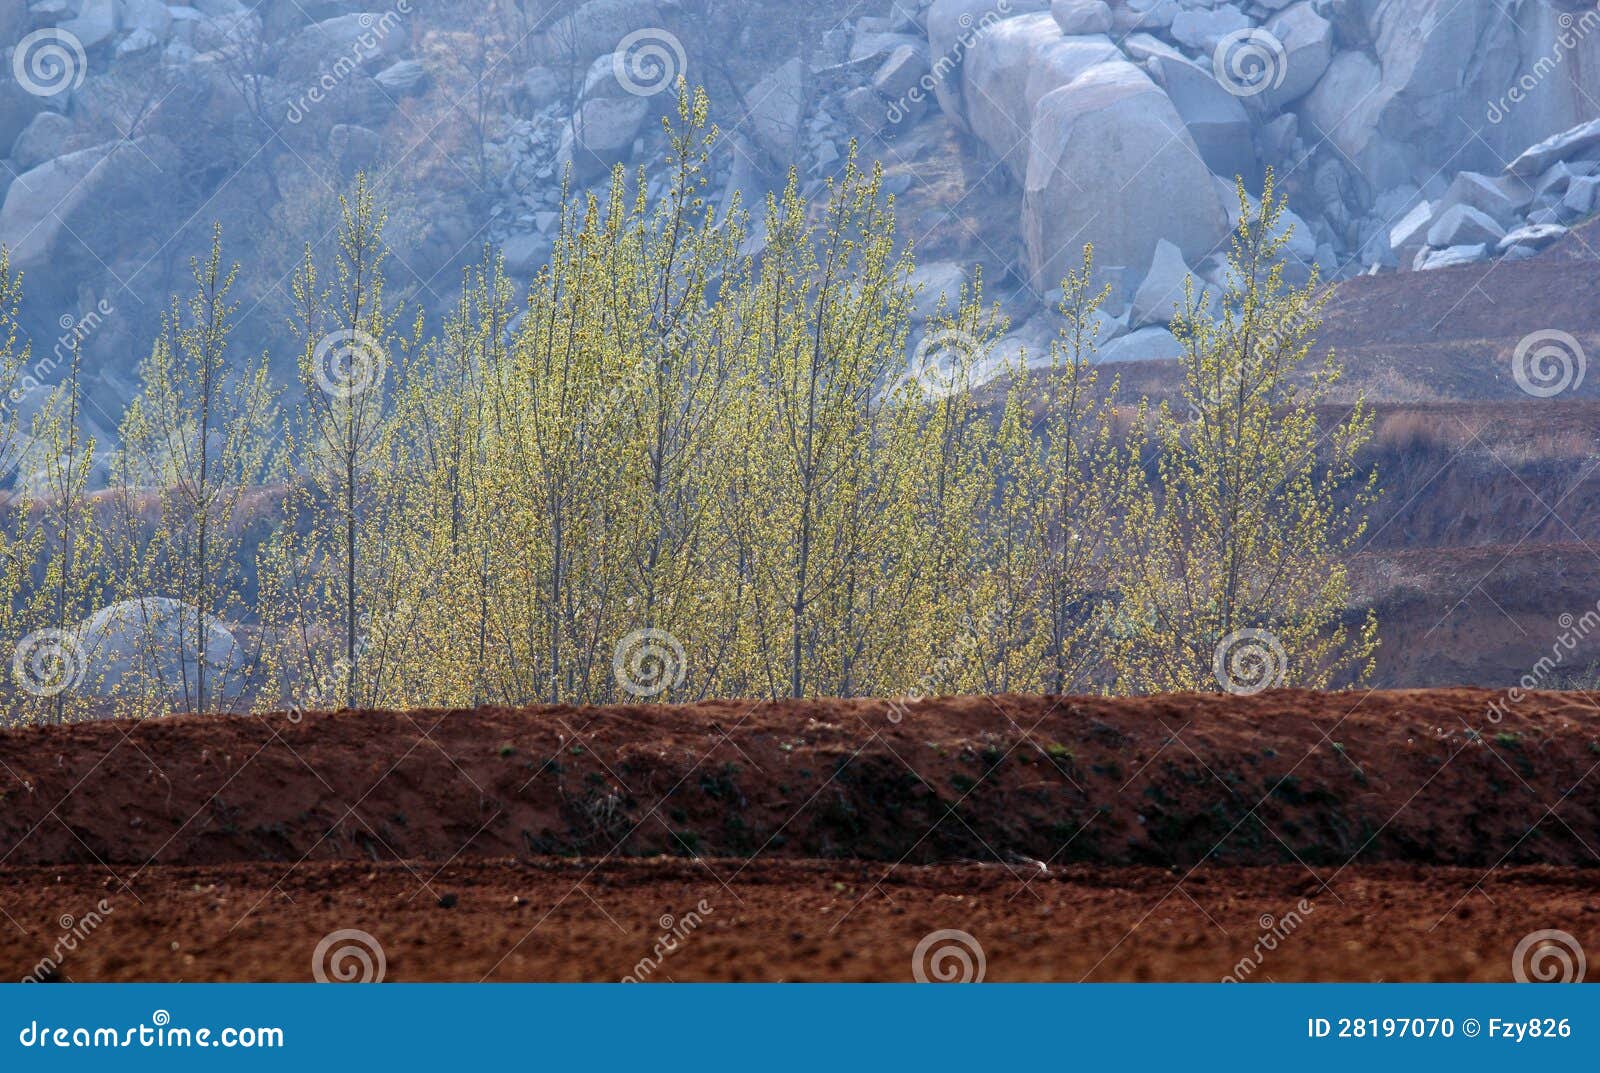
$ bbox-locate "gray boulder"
[1145,53,1256,186]
[1495,222,1565,252]
[1425,203,1505,248]
[1506,118,1600,178]
[1023,61,1229,292]
[1095,325,1184,363]
[927,0,1048,128]
[1113,0,1180,32]
[374,59,429,95]
[748,57,807,164]
[1051,0,1112,34]
[0,139,168,283]
[558,95,649,179]
[1562,175,1600,218]
[1260,2,1332,111]
[1170,5,1250,52]
[873,44,929,100]
[1433,171,1530,227]
[1417,243,1487,270]
[910,261,968,321]
[1387,200,1433,263]
[10,111,74,171]
[61,0,119,49]
[1130,239,1217,329]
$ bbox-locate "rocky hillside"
[1,0,1599,433]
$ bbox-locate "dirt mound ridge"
[2,690,1597,870]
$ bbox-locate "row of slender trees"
[0,90,1378,724]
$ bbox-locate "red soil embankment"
[2,689,1597,870]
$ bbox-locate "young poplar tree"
[0,250,46,707]
[114,225,280,715]
[265,173,406,710]
[731,154,926,698]
[1112,170,1378,694]
[24,334,106,723]
[982,245,1122,695]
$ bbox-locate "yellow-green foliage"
[110,225,281,717]
[0,95,1380,722]
[1110,170,1378,694]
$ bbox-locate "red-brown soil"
[3,690,1599,869]
[2,691,1597,982]
[2,859,1594,982]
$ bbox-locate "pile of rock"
[1390,119,1600,271]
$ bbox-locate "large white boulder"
[963,13,1118,181]
[1144,53,1256,186]
[1024,63,1222,297]
[1506,118,1600,178]
[0,139,167,293]
[77,598,247,707]
[747,57,807,164]
[1023,61,1229,292]
[1130,239,1218,330]
[1260,2,1332,111]
[927,0,1049,129]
